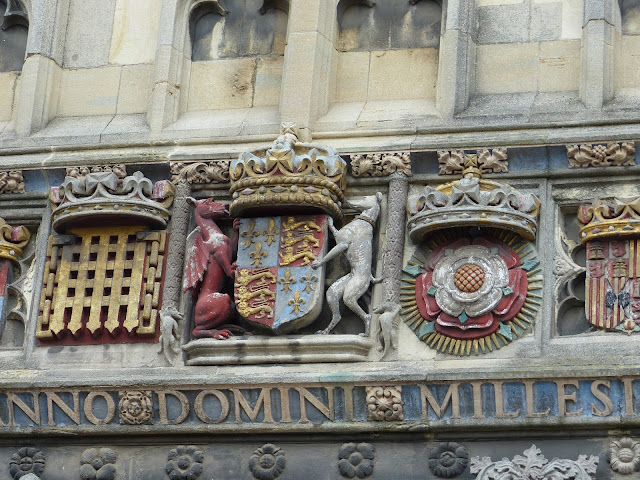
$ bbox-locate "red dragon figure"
[183,198,247,339]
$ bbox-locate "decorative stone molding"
[165,446,204,480]
[170,160,230,184]
[52,170,174,230]
[437,149,508,175]
[366,386,403,421]
[249,444,286,480]
[470,445,598,479]
[0,171,25,194]
[80,448,117,480]
[429,442,468,478]
[567,142,636,168]
[608,437,640,474]
[118,390,153,425]
[350,152,411,177]
[9,447,46,480]
[338,443,375,479]
[230,125,347,220]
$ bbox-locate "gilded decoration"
[578,197,640,334]
[567,142,636,168]
[37,227,167,343]
[0,218,30,263]
[404,161,541,355]
[229,126,347,221]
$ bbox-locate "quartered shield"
[585,238,640,333]
[234,215,327,333]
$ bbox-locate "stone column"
[383,173,410,304]
[580,0,620,109]
[162,180,192,310]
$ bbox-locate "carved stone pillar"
[162,180,192,310]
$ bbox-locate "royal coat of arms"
[234,215,327,333]
[578,198,640,334]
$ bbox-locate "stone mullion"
[382,174,409,304]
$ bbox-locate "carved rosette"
[470,445,598,479]
[437,149,508,175]
[229,126,347,221]
[165,446,204,480]
[9,447,46,480]
[608,437,640,474]
[429,442,468,478]
[119,390,153,425]
[248,444,286,480]
[51,168,174,231]
[337,443,375,479]
[350,152,411,177]
[80,448,117,480]
[567,142,636,168]
[366,386,403,421]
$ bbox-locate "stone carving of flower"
[248,444,286,480]
[118,390,153,425]
[416,237,528,340]
[428,442,468,478]
[366,386,403,421]
[338,442,375,478]
[9,447,46,479]
[80,448,117,480]
[608,437,640,474]
[165,445,204,480]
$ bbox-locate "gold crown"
[578,197,640,243]
[0,218,30,263]
[229,126,347,220]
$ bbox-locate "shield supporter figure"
[578,198,640,334]
[228,124,347,334]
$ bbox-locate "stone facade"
[1,0,640,479]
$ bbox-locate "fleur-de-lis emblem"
[278,269,297,293]
[263,218,280,246]
[288,290,306,314]
[241,219,260,248]
[300,270,318,294]
[249,242,268,267]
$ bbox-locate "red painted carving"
[183,199,248,339]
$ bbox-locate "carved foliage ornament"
[170,160,230,184]
[350,152,411,177]
[366,386,403,421]
[567,142,636,168]
[80,448,117,480]
[119,390,153,425]
[0,171,25,194]
[470,445,598,480]
[437,149,508,175]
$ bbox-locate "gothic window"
[0,0,28,73]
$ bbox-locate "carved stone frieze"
[170,160,230,184]
[567,142,636,168]
[9,447,46,480]
[608,437,640,474]
[470,445,598,480]
[429,442,468,478]
[350,152,411,177]
[338,443,375,479]
[249,444,286,480]
[366,386,403,421]
[437,149,508,175]
[165,446,204,479]
[80,448,117,480]
[0,171,25,194]
[118,390,153,425]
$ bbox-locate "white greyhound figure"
[313,193,383,335]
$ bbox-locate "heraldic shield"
[234,215,328,333]
[585,238,640,333]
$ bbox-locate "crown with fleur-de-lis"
[578,197,640,243]
[0,218,30,263]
